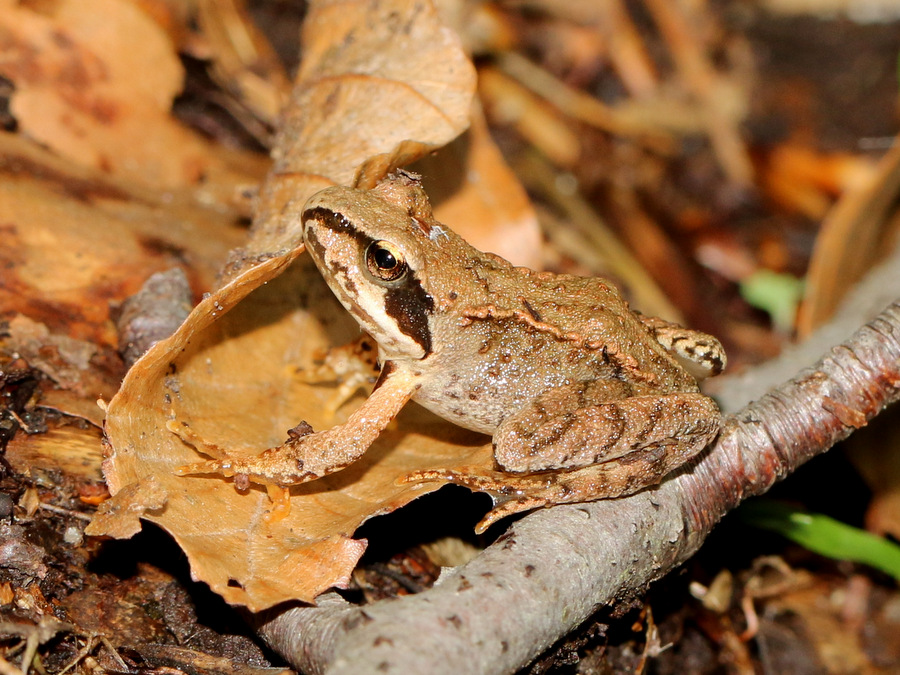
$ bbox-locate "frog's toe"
[475,497,549,534]
[399,468,451,485]
[401,467,501,490]
[175,457,239,478]
[166,418,230,460]
[402,467,540,501]
[264,484,292,522]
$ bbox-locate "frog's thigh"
[493,388,721,473]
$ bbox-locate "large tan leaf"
[245,0,477,261]
[94,255,490,607]
[94,0,485,610]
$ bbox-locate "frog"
[172,172,725,530]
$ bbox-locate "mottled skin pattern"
[174,173,726,529]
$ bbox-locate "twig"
[56,634,128,675]
[55,636,94,675]
[496,52,673,148]
[5,411,35,434]
[0,656,24,675]
[643,0,754,186]
[256,298,900,673]
[36,503,92,523]
[0,619,72,675]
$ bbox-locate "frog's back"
[415,265,699,434]
[497,269,697,389]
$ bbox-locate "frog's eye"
[365,240,407,282]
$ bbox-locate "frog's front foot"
[167,419,240,477]
[168,418,318,490]
[174,456,241,478]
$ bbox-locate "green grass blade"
[740,500,900,581]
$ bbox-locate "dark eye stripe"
[384,280,434,355]
[303,206,352,232]
[303,205,435,355]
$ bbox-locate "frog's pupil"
[365,241,406,282]
[376,247,396,269]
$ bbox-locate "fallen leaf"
[6,424,105,482]
[244,0,477,264]
[84,475,168,540]
[763,580,873,674]
[5,315,97,393]
[38,389,106,428]
[0,0,264,200]
[845,415,900,542]
[196,0,291,126]
[0,130,249,355]
[797,135,900,336]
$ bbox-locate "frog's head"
[302,185,440,361]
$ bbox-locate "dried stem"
[256,299,900,673]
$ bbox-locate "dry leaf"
[6,424,105,482]
[758,143,876,221]
[415,106,543,268]
[0,0,264,200]
[245,0,477,262]
[5,315,98,393]
[196,0,291,126]
[0,131,249,354]
[797,135,900,336]
[84,475,168,540]
[37,389,107,428]
[845,415,900,542]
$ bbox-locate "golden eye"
[365,241,407,282]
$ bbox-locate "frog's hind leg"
[403,385,722,533]
[408,418,717,534]
[492,384,722,474]
[406,446,709,534]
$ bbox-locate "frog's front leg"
[172,362,418,498]
[405,382,721,532]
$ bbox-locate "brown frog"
[173,173,725,530]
